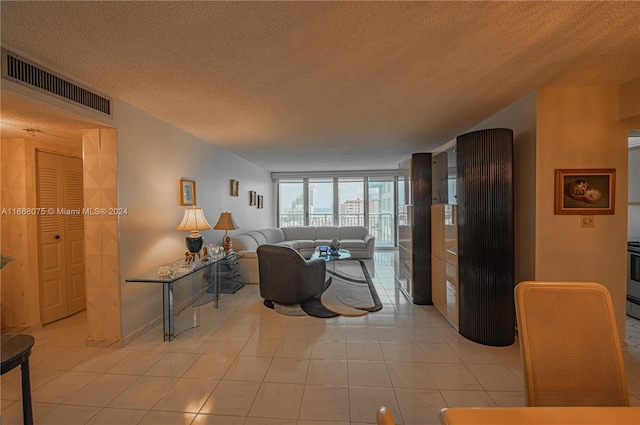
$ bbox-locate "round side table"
[1,334,35,425]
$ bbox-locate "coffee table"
[311,248,351,262]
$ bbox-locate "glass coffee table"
[311,248,351,261]
[311,249,351,273]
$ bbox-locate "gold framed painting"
[554,168,615,215]
[180,179,196,206]
[230,179,239,197]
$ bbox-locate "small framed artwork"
[230,179,239,197]
[180,179,196,206]
[249,191,257,206]
[554,168,615,215]
[257,195,264,209]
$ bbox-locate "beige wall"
[536,86,640,338]
[619,77,640,120]
[0,137,82,329]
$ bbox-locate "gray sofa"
[231,226,375,283]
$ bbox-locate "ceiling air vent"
[2,48,111,117]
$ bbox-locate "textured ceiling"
[1,1,639,172]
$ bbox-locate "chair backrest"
[376,406,396,425]
[515,281,629,407]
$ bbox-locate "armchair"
[257,245,326,305]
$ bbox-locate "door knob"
[55,235,61,240]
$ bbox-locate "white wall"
[113,98,274,339]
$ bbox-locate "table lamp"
[176,207,212,256]
[213,212,239,253]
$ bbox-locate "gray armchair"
[257,245,326,304]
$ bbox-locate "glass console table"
[126,256,225,341]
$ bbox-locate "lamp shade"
[176,208,212,233]
[213,212,239,231]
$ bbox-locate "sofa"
[231,226,375,283]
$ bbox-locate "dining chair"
[376,406,396,425]
[514,281,629,407]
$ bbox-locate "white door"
[36,151,86,324]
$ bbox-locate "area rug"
[265,259,383,318]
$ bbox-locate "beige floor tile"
[183,353,235,380]
[348,386,400,424]
[448,343,501,364]
[248,382,305,419]
[274,339,314,358]
[199,380,261,416]
[1,368,62,400]
[380,342,424,362]
[243,417,297,425]
[465,363,523,391]
[108,375,178,410]
[144,352,200,377]
[345,326,379,342]
[440,390,497,407]
[417,342,461,363]
[404,327,447,343]
[62,373,137,407]
[239,337,281,357]
[348,360,392,387]
[387,362,437,389]
[192,413,247,424]
[152,377,219,413]
[205,337,248,356]
[31,371,99,404]
[106,350,165,375]
[222,355,272,381]
[138,410,196,425]
[376,326,411,343]
[35,346,104,371]
[299,384,350,422]
[487,391,525,407]
[167,335,217,353]
[316,325,348,341]
[37,404,101,425]
[425,364,483,391]
[86,407,148,424]
[71,348,135,373]
[264,357,310,384]
[311,340,347,360]
[394,388,446,425]
[306,359,348,385]
[0,401,56,425]
[346,341,385,361]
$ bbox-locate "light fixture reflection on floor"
[176,207,212,259]
[213,212,239,253]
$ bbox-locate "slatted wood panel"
[456,128,515,346]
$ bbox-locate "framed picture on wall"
[249,191,257,206]
[230,179,239,197]
[257,195,263,209]
[180,179,196,206]
[554,168,615,215]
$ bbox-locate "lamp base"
[223,235,233,254]
[186,235,204,255]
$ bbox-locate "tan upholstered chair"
[514,281,629,407]
[376,406,396,425]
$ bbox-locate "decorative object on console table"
[176,207,212,261]
[554,168,615,215]
[213,211,239,253]
[249,191,256,206]
[230,179,239,197]
[257,195,263,209]
[219,252,245,293]
[179,178,196,206]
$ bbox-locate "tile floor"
[2,251,639,424]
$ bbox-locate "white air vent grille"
[2,48,111,117]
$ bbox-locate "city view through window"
[278,178,397,247]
